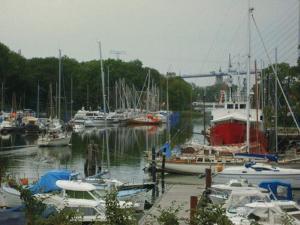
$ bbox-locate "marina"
[1,0,300,224]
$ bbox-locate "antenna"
[110,50,126,60]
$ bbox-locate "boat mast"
[98,41,110,174]
[246,0,253,152]
[58,49,62,120]
[1,82,3,112]
[275,48,278,153]
[298,0,300,64]
[146,70,151,113]
[37,80,40,118]
[70,76,73,119]
[107,66,110,112]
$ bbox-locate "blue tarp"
[29,170,72,194]
[259,181,292,200]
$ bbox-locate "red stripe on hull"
[210,122,267,153]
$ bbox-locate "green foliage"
[18,187,46,225]
[145,201,183,225]
[191,193,233,225]
[0,42,193,114]
[101,189,137,225]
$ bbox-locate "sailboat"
[214,2,300,188]
[38,50,71,147]
[127,71,162,125]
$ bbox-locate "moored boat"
[214,162,300,189]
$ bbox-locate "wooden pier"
[139,178,205,225]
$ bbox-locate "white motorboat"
[228,200,300,225]
[0,185,22,208]
[38,132,71,147]
[73,123,85,133]
[214,162,300,189]
[37,180,142,211]
[209,179,259,204]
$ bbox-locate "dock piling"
[190,195,198,222]
[205,168,212,189]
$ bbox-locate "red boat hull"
[210,122,267,153]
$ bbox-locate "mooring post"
[205,168,212,189]
[151,146,157,202]
[151,146,156,183]
[190,195,198,222]
[161,148,166,193]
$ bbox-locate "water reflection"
[0,113,194,184]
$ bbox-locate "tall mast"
[1,82,4,112]
[37,80,40,118]
[166,73,170,143]
[146,70,151,113]
[58,49,62,120]
[107,66,110,112]
[70,76,73,119]
[275,48,278,153]
[98,41,110,174]
[298,0,300,64]
[246,1,253,152]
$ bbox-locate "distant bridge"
[178,70,254,79]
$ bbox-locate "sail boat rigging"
[37,49,71,147]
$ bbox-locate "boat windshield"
[90,190,106,199]
[227,194,270,214]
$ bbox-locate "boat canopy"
[29,170,72,194]
[235,153,278,162]
[259,181,292,200]
[56,180,96,192]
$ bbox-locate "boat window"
[204,158,210,163]
[230,183,242,187]
[252,167,273,171]
[240,104,246,109]
[65,190,94,200]
[280,206,299,213]
[235,104,238,109]
[197,158,203,162]
[91,190,106,199]
[227,104,233,109]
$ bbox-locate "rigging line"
[199,0,238,72]
[252,2,298,37]
[225,13,247,57]
[252,21,298,53]
[252,32,297,61]
[252,28,298,56]
[253,42,297,64]
[253,39,297,65]
[255,27,297,53]
[252,13,300,132]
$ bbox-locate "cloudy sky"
[0,0,298,85]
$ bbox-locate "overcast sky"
[0,0,298,86]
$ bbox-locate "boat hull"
[38,135,71,147]
[157,161,242,175]
[0,186,22,208]
[210,122,267,153]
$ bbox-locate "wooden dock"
[139,180,205,225]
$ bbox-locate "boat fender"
[19,178,29,186]
[215,163,224,172]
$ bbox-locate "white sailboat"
[38,50,71,147]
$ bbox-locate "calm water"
[0,114,204,184]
